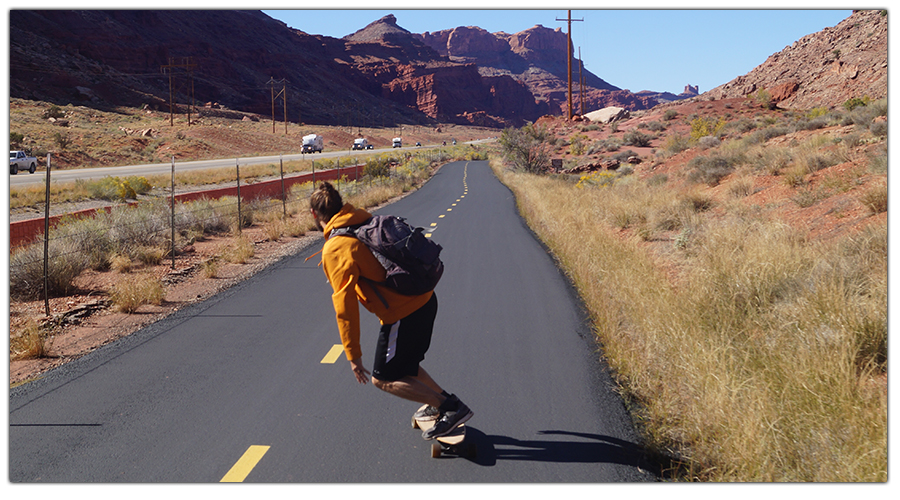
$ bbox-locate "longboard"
[411,404,476,459]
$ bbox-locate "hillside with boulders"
[704,9,886,110]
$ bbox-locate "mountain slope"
[704,9,886,109]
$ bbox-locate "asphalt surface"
[9,160,655,483]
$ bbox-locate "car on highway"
[10,150,37,174]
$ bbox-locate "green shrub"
[10,131,24,147]
[623,129,653,147]
[843,96,871,111]
[663,109,678,121]
[499,123,552,174]
[364,156,392,178]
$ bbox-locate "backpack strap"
[328,222,391,310]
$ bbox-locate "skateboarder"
[309,181,473,439]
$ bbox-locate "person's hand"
[350,359,371,385]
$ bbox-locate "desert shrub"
[743,125,790,145]
[569,133,588,155]
[42,105,65,119]
[688,153,738,186]
[859,182,888,214]
[611,150,638,163]
[660,134,691,156]
[727,118,757,135]
[53,132,71,150]
[9,238,89,300]
[748,145,792,175]
[86,176,139,201]
[623,129,653,147]
[752,88,776,109]
[499,123,552,174]
[126,176,153,195]
[869,120,887,137]
[364,156,392,178]
[588,137,622,154]
[644,121,666,132]
[10,131,24,147]
[794,116,829,131]
[843,96,871,111]
[690,117,727,141]
[698,135,720,150]
[663,109,678,121]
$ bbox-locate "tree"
[499,123,551,174]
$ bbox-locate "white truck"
[392,137,402,148]
[301,134,324,154]
[352,138,372,150]
[10,150,37,174]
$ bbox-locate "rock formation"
[704,9,886,109]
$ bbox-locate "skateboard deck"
[411,404,476,458]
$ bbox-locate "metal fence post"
[171,156,176,270]
[43,153,51,316]
[236,159,241,235]
[280,155,286,218]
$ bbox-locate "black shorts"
[372,293,438,382]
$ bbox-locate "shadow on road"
[464,427,658,476]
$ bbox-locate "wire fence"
[8,146,461,312]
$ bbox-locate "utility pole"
[267,77,288,134]
[160,57,197,126]
[556,10,583,120]
[579,47,584,116]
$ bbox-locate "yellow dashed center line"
[221,445,270,482]
[321,344,344,364]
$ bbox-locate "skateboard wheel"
[411,417,419,429]
[431,442,442,458]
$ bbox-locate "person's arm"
[323,244,364,362]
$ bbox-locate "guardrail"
[9,163,363,248]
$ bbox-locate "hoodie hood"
[323,203,371,238]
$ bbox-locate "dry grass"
[493,159,886,481]
[9,319,50,360]
[110,273,165,313]
[221,235,255,264]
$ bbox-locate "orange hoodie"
[321,203,433,361]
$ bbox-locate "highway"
[7,140,492,188]
[9,160,654,482]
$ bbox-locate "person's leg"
[371,375,445,408]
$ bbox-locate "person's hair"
[309,181,343,222]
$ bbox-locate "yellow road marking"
[430,223,437,227]
[221,445,270,482]
[321,344,344,364]
[425,234,432,238]
[446,208,452,212]
[439,215,445,218]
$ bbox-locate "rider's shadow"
[465,427,658,475]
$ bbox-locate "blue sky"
[263,7,852,95]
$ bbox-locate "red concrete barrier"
[9,164,363,248]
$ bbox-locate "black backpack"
[330,215,444,297]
